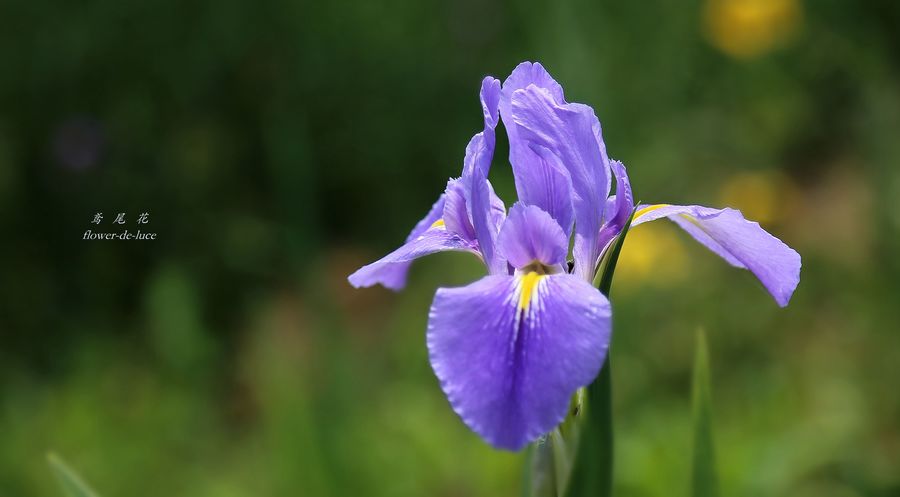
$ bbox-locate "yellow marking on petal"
[430,219,445,228]
[633,204,670,222]
[518,272,545,311]
[679,213,702,227]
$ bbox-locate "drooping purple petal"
[427,273,611,450]
[348,226,479,290]
[496,203,568,269]
[499,63,575,236]
[346,192,445,290]
[511,85,611,282]
[631,204,801,306]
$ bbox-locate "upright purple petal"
[631,204,801,306]
[427,273,611,450]
[462,77,502,178]
[443,178,477,242]
[511,85,611,282]
[471,169,509,274]
[463,77,506,274]
[604,160,634,229]
[348,226,479,290]
[514,144,575,237]
[488,181,507,231]
[596,160,635,254]
[496,203,568,269]
[499,63,575,236]
[500,61,566,125]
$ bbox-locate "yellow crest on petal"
[518,272,546,311]
[633,204,670,222]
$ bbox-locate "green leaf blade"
[691,330,719,497]
[47,452,102,497]
[563,361,613,497]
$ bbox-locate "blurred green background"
[2,0,899,495]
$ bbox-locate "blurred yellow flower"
[617,222,689,290]
[717,170,792,225]
[704,0,803,58]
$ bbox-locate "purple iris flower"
[349,62,801,450]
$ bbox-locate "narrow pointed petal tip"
[632,204,801,307]
[427,273,611,450]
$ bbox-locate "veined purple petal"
[427,272,611,450]
[497,203,568,269]
[511,85,611,282]
[631,204,801,306]
[499,63,575,236]
[348,226,479,290]
[516,144,575,237]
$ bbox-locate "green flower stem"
[564,209,635,497]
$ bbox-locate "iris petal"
[497,203,568,269]
[443,178,477,242]
[596,160,636,255]
[632,204,801,306]
[348,227,479,290]
[349,77,506,289]
[346,192,447,290]
[499,63,575,235]
[463,77,506,274]
[427,273,611,450]
[511,85,611,282]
